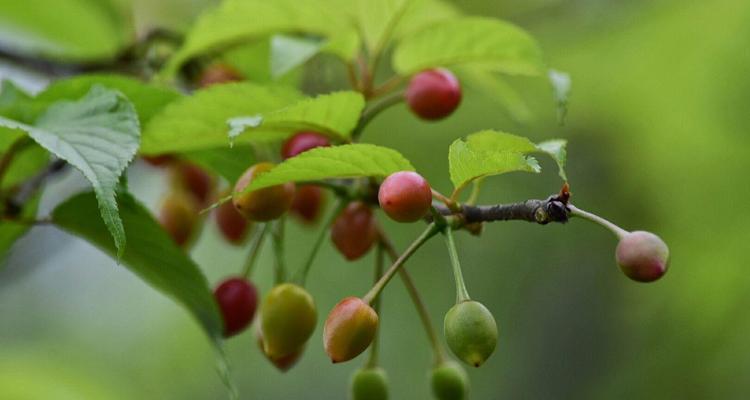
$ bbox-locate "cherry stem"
[362,223,439,305]
[366,244,385,368]
[351,90,405,141]
[378,231,446,365]
[241,223,269,279]
[431,189,460,213]
[271,218,287,284]
[444,227,471,303]
[568,204,629,239]
[371,75,404,98]
[294,200,347,286]
[466,178,484,206]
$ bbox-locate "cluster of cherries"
[148,63,669,400]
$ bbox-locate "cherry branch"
[431,194,571,226]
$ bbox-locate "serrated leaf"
[141,82,302,154]
[536,139,568,181]
[246,144,414,191]
[0,85,140,257]
[449,130,541,195]
[163,0,353,76]
[548,69,571,126]
[0,0,131,62]
[393,17,544,77]
[270,35,324,79]
[50,191,233,390]
[228,91,365,142]
[182,145,255,184]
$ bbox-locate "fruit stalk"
[242,223,269,278]
[444,228,471,303]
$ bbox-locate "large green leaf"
[163,0,354,76]
[141,82,302,154]
[35,75,181,125]
[0,86,140,257]
[228,91,364,142]
[0,0,131,62]
[393,17,544,77]
[246,144,414,191]
[51,191,232,388]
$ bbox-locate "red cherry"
[215,192,251,244]
[330,202,378,261]
[281,131,331,160]
[290,185,325,224]
[378,171,432,223]
[405,68,462,120]
[172,163,215,207]
[214,277,259,337]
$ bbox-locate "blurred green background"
[1,0,749,399]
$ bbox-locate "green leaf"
[163,0,353,76]
[182,145,255,184]
[141,82,302,154]
[0,0,131,62]
[449,130,541,194]
[0,86,140,257]
[35,75,181,125]
[270,35,324,79]
[50,191,232,387]
[548,69,572,126]
[0,193,40,266]
[246,144,414,191]
[0,80,36,122]
[228,91,365,142]
[536,139,568,182]
[393,17,544,77]
[320,29,361,61]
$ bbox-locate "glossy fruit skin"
[158,191,200,247]
[260,283,317,359]
[616,231,669,282]
[215,190,251,244]
[281,131,331,160]
[331,202,378,261]
[198,63,243,87]
[256,330,305,372]
[351,367,389,400]
[378,171,432,223]
[172,162,215,207]
[431,361,469,400]
[444,300,498,367]
[323,297,379,363]
[214,277,258,337]
[405,68,462,120]
[232,162,295,222]
[290,185,325,224]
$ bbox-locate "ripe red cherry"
[281,131,331,160]
[405,68,462,120]
[171,162,215,207]
[378,171,432,223]
[330,202,378,261]
[215,191,251,244]
[290,185,325,224]
[198,63,243,87]
[214,277,258,337]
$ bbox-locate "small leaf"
[449,130,540,195]
[393,17,544,77]
[536,139,568,182]
[270,35,324,79]
[548,69,571,126]
[228,91,365,142]
[142,82,302,154]
[246,144,414,191]
[0,85,140,257]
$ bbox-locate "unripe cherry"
[215,190,251,244]
[405,68,462,121]
[378,171,432,223]
[281,131,331,160]
[615,231,669,282]
[350,367,389,400]
[256,329,305,372]
[330,202,378,261]
[171,162,216,207]
[323,297,379,363]
[198,63,243,87]
[158,191,200,248]
[290,185,326,224]
[214,277,258,337]
[431,361,469,400]
[232,162,295,222]
[444,300,498,367]
[260,283,317,359]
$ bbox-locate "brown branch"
[431,194,571,226]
